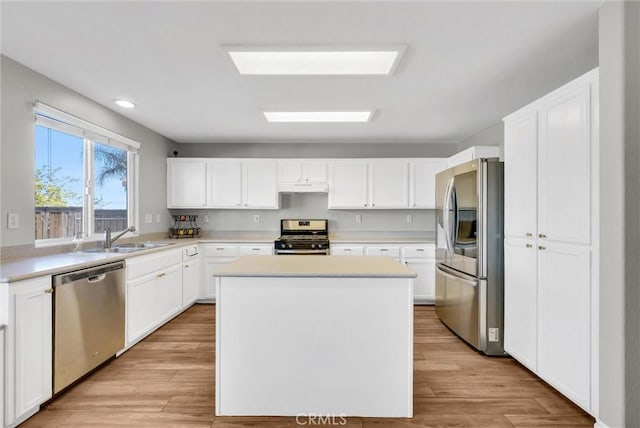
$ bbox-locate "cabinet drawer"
[239,245,273,256]
[204,245,239,258]
[366,246,400,258]
[331,246,364,256]
[402,245,435,259]
[127,249,182,280]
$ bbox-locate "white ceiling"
[0,1,599,144]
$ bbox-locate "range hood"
[278,182,329,193]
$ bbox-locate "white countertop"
[214,255,417,278]
[0,240,194,283]
[1,232,433,283]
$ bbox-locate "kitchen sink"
[80,242,173,253]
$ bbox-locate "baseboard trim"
[594,420,611,428]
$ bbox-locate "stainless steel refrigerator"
[435,158,505,356]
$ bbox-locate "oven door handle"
[275,249,329,255]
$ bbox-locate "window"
[34,102,139,245]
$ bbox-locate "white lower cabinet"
[200,243,273,302]
[126,249,182,346]
[538,243,591,409]
[4,276,52,428]
[402,245,436,304]
[182,245,201,308]
[332,242,435,304]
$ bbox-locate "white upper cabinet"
[207,160,243,208]
[278,160,327,184]
[504,111,538,239]
[167,159,207,208]
[167,158,278,209]
[447,146,501,168]
[328,160,369,209]
[369,159,409,209]
[409,159,446,209]
[537,85,592,245]
[243,160,279,209]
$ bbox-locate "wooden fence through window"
[35,207,127,240]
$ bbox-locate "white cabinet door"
[304,161,328,182]
[369,159,409,208]
[409,159,446,208]
[167,159,207,208]
[538,84,592,245]
[244,161,278,209]
[538,243,591,409]
[6,277,52,425]
[127,274,158,345]
[207,160,243,208]
[182,258,200,308]
[203,259,236,301]
[156,264,182,324]
[405,259,435,304]
[504,112,538,239]
[278,161,303,183]
[503,238,538,372]
[328,161,368,209]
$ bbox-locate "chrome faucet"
[104,226,136,248]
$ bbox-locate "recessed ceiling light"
[114,99,135,109]
[263,111,373,123]
[227,47,405,75]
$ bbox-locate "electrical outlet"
[406,215,413,223]
[204,214,209,223]
[253,215,260,224]
[7,213,19,229]
[144,214,152,224]
[156,214,161,223]
[355,215,362,224]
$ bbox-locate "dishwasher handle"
[53,261,125,286]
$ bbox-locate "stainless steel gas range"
[274,219,329,255]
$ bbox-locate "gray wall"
[175,142,458,159]
[457,122,504,152]
[0,56,177,248]
[599,2,640,427]
[172,193,435,234]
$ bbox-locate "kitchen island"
[214,255,416,418]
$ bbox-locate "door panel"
[538,243,590,409]
[435,264,480,349]
[538,85,591,245]
[504,112,538,239]
[504,238,537,371]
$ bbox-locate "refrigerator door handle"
[442,178,456,254]
[436,263,478,287]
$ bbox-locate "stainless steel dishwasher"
[52,261,125,394]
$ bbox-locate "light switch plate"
[253,215,260,223]
[144,214,152,224]
[7,213,19,229]
[355,215,362,224]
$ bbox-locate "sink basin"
[80,242,173,254]
[117,242,173,249]
[81,247,145,254]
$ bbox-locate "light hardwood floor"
[22,305,594,427]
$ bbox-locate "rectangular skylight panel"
[263,111,372,123]
[229,51,400,75]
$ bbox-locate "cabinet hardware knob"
[525,244,533,248]
[538,246,546,250]
[44,288,54,294]
[157,273,166,278]
[185,264,189,268]
[526,233,533,237]
[364,204,367,207]
[538,233,546,238]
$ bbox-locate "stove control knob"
[288,243,293,249]
[311,243,317,249]
[317,243,323,249]
[280,242,287,249]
